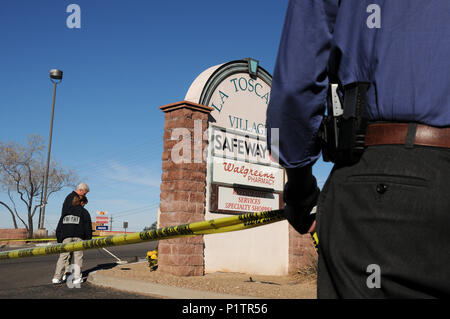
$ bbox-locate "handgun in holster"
[319,82,370,165]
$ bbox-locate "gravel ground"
[98,262,317,299]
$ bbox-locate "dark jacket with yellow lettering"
[56,205,93,243]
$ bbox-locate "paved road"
[0,241,158,298]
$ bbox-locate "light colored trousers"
[53,237,83,280]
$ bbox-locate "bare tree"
[143,221,157,232]
[0,135,77,237]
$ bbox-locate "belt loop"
[405,123,418,149]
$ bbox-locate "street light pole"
[37,174,45,229]
[40,69,63,230]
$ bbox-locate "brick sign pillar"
[158,101,213,276]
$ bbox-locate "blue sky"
[0,0,333,233]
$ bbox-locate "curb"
[87,271,258,299]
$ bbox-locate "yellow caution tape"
[311,231,319,252]
[0,209,318,260]
[0,238,56,242]
[0,236,107,242]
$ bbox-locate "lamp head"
[49,69,63,82]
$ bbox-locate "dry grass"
[296,252,318,279]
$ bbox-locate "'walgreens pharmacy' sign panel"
[212,157,284,192]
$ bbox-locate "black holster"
[319,82,370,166]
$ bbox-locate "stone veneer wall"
[157,101,213,276]
[288,225,317,274]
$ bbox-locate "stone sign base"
[158,101,213,276]
[157,100,317,276]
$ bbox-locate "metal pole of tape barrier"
[0,209,318,260]
[100,248,127,265]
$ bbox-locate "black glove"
[283,165,320,234]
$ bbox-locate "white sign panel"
[95,217,109,224]
[212,157,284,192]
[95,211,109,225]
[211,126,273,165]
[185,60,271,137]
[185,59,290,276]
[208,73,269,135]
[217,186,280,214]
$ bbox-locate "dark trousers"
[316,145,450,298]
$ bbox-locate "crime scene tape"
[0,209,318,260]
[0,236,107,242]
[311,231,319,252]
[0,238,56,242]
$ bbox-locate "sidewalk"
[87,261,317,299]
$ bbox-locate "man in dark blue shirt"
[267,0,450,298]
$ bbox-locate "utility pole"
[109,215,113,231]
